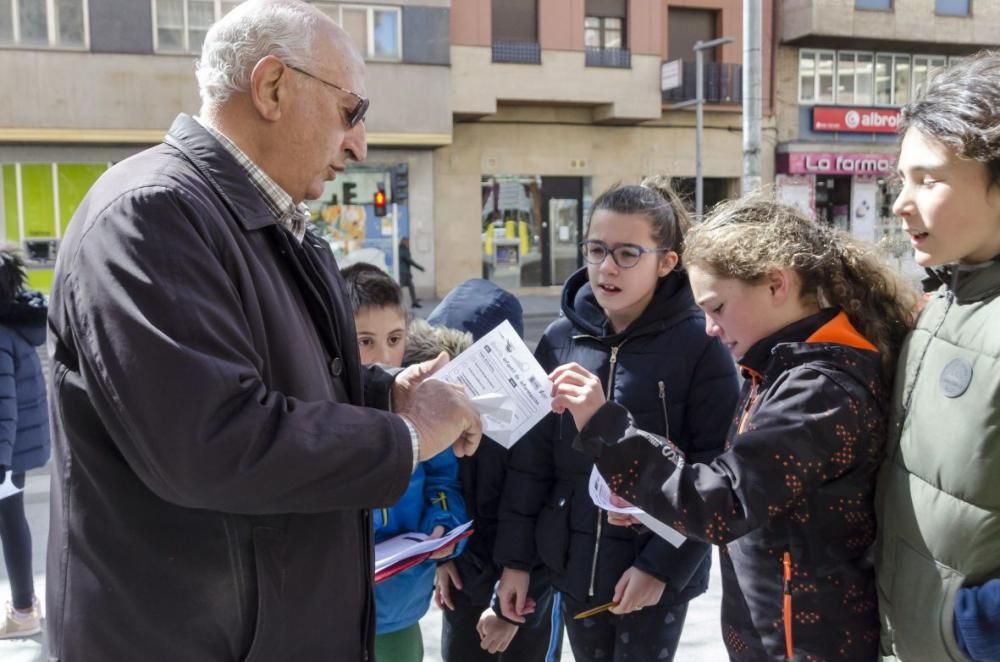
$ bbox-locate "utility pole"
[742,0,763,195]
[693,37,733,218]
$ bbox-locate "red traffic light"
[373,188,387,217]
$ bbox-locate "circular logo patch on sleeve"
[939,358,973,398]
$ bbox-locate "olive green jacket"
[876,258,1000,662]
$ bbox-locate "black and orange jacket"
[576,308,886,661]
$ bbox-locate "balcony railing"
[492,41,542,64]
[585,47,631,69]
[662,61,742,105]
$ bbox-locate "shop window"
[935,0,969,16]
[154,0,241,53]
[316,4,401,61]
[911,55,947,99]
[0,0,87,48]
[799,49,835,104]
[855,0,891,8]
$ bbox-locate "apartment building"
[774,0,999,279]
[437,0,775,292]
[0,0,449,291]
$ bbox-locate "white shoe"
[0,598,41,639]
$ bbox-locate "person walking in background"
[399,236,425,308]
[496,177,739,662]
[876,51,1000,662]
[342,263,469,662]
[0,247,49,639]
[573,196,917,660]
[426,279,564,661]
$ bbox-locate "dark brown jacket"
[46,114,413,661]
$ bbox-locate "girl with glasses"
[494,177,739,661]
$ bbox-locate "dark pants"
[562,594,688,662]
[402,279,420,306]
[441,588,563,662]
[0,473,33,610]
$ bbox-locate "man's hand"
[400,378,482,460]
[550,362,606,431]
[609,566,666,615]
[434,561,462,610]
[607,494,641,527]
[496,567,536,624]
[477,611,518,654]
[392,352,450,414]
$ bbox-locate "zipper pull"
[658,381,666,400]
[609,345,620,365]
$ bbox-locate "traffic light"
[391,164,409,204]
[373,186,388,217]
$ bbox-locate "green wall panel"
[58,164,107,234]
[20,165,56,238]
[2,166,17,243]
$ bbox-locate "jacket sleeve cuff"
[573,401,633,459]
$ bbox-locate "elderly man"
[45,1,480,660]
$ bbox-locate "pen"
[573,601,619,620]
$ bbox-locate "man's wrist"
[400,415,420,472]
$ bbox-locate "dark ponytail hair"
[0,246,27,302]
[587,175,690,265]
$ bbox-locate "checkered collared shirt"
[195,117,310,242]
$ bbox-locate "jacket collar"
[927,256,1000,304]
[738,308,876,377]
[163,113,279,232]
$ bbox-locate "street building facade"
[773,0,1000,282]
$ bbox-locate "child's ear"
[657,251,679,277]
[765,268,790,304]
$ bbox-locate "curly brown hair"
[900,50,1000,187]
[684,196,918,380]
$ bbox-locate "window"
[584,16,622,49]
[317,4,401,61]
[935,0,970,16]
[0,0,87,48]
[855,0,891,9]
[911,55,947,98]
[875,53,909,105]
[799,49,836,104]
[154,0,241,53]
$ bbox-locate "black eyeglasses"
[579,240,669,269]
[286,64,370,127]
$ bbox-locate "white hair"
[195,0,325,110]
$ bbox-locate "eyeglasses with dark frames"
[579,240,669,269]
[286,64,370,127]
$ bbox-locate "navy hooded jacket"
[0,290,50,474]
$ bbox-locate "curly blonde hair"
[684,196,918,379]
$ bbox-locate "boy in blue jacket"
[342,263,467,662]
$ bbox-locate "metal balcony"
[585,47,631,69]
[662,61,742,105]
[492,41,542,64]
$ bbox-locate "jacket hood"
[927,256,1000,304]
[427,278,524,340]
[560,267,698,342]
[403,319,473,365]
[0,291,48,346]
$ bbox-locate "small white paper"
[0,478,23,501]
[431,320,552,448]
[374,520,474,572]
[588,467,686,548]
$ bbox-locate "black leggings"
[0,473,34,610]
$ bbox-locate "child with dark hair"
[341,262,467,662]
[495,177,739,661]
[877,50,1000,662]
[572,195,917,661]
[0,246,49,639]
[422,279,563,661]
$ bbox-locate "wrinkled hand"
[401,376,483,460]
[496,567,536,624]
[609,566,666,615]
[607,494,641,527]
[392,352,449,414]
[550,362,605,431]
[428,525,457,560]
[477,611,518,654]
[434,561,462,610]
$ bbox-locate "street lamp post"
[671,36,734,218]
